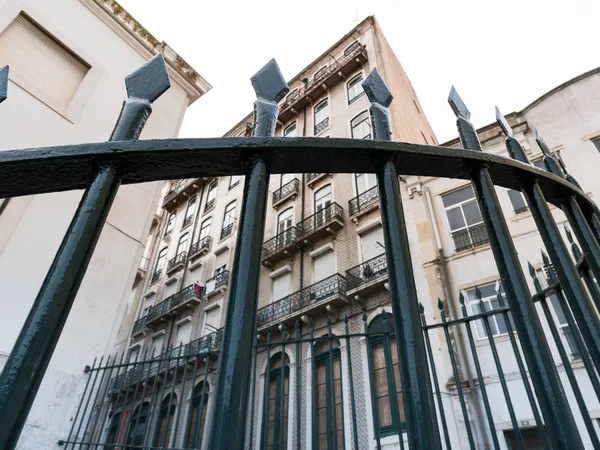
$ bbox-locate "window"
[214,250,229,276]
[504,427,545,450]
[153,395,177,447]
[105,412,122,448]
[164,211,177,236]
[367,314,405,437]
[466,282,515,339]
[126,402,149,447]
[222,201,236,239]
[272,271,291,301]
[154,248,168,278]
[548,291,581,359]
[176,321,191,346]
[230,175,241,189]
[344,41,361,56]
[313,248,335,283]
[283,122,297,137]
[592,137,600,153]
[314,184,333,228]
[202,306,220,336]
[151,334,165,357]
[205,181,217,212]
[442,185,489,252]
[355,173,377,195]
[183,196,197,228]
[186,382,209,448]
[277,208,294,235]
[177,233,189,256]
[127,346,140,365]
[350,111,371,139]
[261,353,290,449]
[0,14,90,111]
[360,226,385,261]
[347,74,364,104]
[199,218,211,240]
[507,159,546,213]
[313,338,344,449]
[314,65,328,81]
[281,173,295,187]
[314,99,329,135]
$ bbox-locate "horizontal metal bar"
[423,306,511,330]
[0,138,595,216]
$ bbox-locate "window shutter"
[272,272,291,301]
[203,307,220,335]
[176,321,191,345]
[314,250,335,282]
[0,14,89,109]
[360,226,385,261]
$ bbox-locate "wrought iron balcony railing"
[182,215,193,229]
[205,270,230,296]
[272,178,299,206]
[221,223,234,240]
[349,185,379,216]
[451,223,490,252]
[306,172,330,187]
[295,202,344,243]
[262,227,298,265]
[346,253,388,292]
[204,198,216,212]
[256,273,347,329]
[150,269,162,284]
[189,235,212,258]
[166,251,187,274]
[131,313,148,336]
[314,117,329,135]
[162,178,200,209]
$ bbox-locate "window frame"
[154,247,168,276]
[441,185,487,251]
[261,353,290,449]
[314,99,329,135]
[350,110,371,139]
[346,73,365,105]
[152,395,177,447]
[199,218,211,240]
[176,233,189,256]
[205,180,218,211]
[223,201,236,227]
[229,175,241,190]
[283,122,297,137]
[185,382,210,448]
[164,211,177,236]
[465,282,515,340]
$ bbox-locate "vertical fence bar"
[97,351,127,447]
[382,310,405,450]
[326,318,338,450]
[457,293,501,450]
[121,349,147,447]
[249,344,258,450]
[193,358,210,448]
[449,88,584,449]
[565,228,600,309]
[497,112,600,371]
[419,305,452,450]
[310,320,318,449]
[184,354,200,447]
[0,55,171,450]
[261,329,273,449]
[81,355,114,447]
[529,266,600,447]
[363,313,382,450]
[64,357,97,449]
[171,350,189,449]
[279,325,287,450]
[363,68,441,450]
[207,60,288,449]
[438,300,476,449]
[344,316,359,450]
[295,321,301,450]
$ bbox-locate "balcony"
[295,203,344,244]
[256,273,348,330]
[221,223,234,240]
[189,236,212,258]
[451,223,490,252]
[150,269,162,285]
[262,227,299,267]
[306,173,329,188]
[166,252,187,275]
[162,179,200,210]
[109,330,222,394]
[182,215,193,230]
[205,270,230,297]
[143,284,203,329]
[349,185,379,217]
[345,253,388,300]
[277,43,368,124]
[204,198,216,213]
[272,178,299,208]
[131,311,149,337]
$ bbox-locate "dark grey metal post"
[496,109,600,369]
[0,54,170,450]
[206,59,288,449]
[449,88,583,450]
[363,69,442,450]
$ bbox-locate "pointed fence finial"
[535,128,551,155]
[0,66,8,104]
[362,68,393,107]
[474,286,482,301]
[251,59,288,103]
[565,226,574,244]
[419,302,425,314]
[448,86,471,120]
[437,298,444,310]
[125,53,170,102]
[458,292,465,305]
[541,249,550,267]
[495,106,513,137]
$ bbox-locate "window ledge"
[511,210,532,221]
[447,243,492,261]
[474,332,515,347]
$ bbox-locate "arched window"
[283,122,296,137]
[313,338,344,449]
[183,196,197,229]
[199,218,211,240]
[277,208,294,236]
[314,184,332,226]
[153,395,177,447]
[314,99,329,135]
[186,382,210,448]
[262,353,290,450]
[164,210,177,236]
[126,402,150,447]
[205,180,218,212]
[367,314,405,437]
[350,111,370,139]
[104,411,122,447]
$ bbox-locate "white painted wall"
[0,0,203,447]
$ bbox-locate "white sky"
[121,0,598,143]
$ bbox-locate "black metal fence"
[2,54,600,450]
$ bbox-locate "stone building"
[0,0,210,448]
[71,15,600,450]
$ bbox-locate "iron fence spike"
[0,65,8,104]
[565,226,574,243]
[495,106,513,137]
[458,292,465,305]
[362,68,393,107]
[448,86,471,120]
[528,261,537,278]
[418,302,424,314]
[437,298,444,310]
[250,59,289,103]
[541,249,550,266]
[535,128,551,155]
[475,286,482,301]
[344,314,349,324]
[125,53,170,102]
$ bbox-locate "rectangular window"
[183,196,197,228]
[272,272,291,301]
[314,250,335,282]
[314,100,329,135]
[164,211,177,236]
[176,321,191,346]
[0,14,90,110]
[176,233,189,255]
[592,137,600,153]
[504,427,545,450]
[442,185,489,252]
[284,122,297,137]
[547,291,581,359]
[214,250,229,275]
[154,248,168,274]
[229,176,241,189]
[127,346,140,364]
[360,226,385,261]
[199,218,211,240]
[223,202,236,227]
[205,181,217,211]
[202,306,220,336]
[466,282,515,339]
[347,74,364,104]
[350,111,371,139]
[355,173,377,195]
[151,334,165,357]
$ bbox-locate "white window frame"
[441,185,485,251]
[313,98,329,135]
[346,73,365,104]
[350,110,371,139]
[283,122,297,137]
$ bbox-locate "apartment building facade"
[70,16,600,450]
[0,0,210,448]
